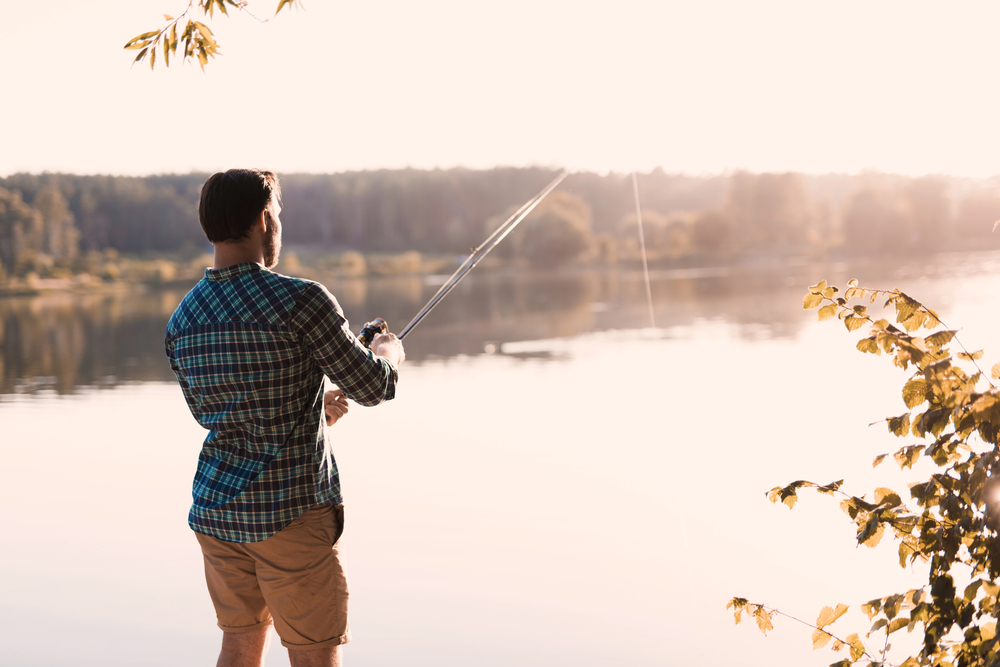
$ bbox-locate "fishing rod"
[356,170,572,347]
[632,172,656,328]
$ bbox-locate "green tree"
[732,279,1000,667]
[905,177,950,252]
[618,210,692,260]
[0,188,43,276]
[723,172,815,252]
[690,210,731,255]
[516,191,594,267]
[841,179,949,256]
[842,188,911,254]
[34,185,79,264]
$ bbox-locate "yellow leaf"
[898,540,915,567]
[812,628,832,650]
[755,608,774,635]
[818,304,838,321]
[868,618,888,636]
[926,330,956,349]
[804,292,823,309]
[902,379,927,409]
[901,311,926,332]
[816,603,849,629]
[856,337,879,354]
[983,621,997,640]
[192,20,214,37]
[844,315,866,331]
[895,296,919,322]
[874,487,899,504]
[887,617,909,634]
[859,521,885,548]
[124,30,159,47]
[846,633,865,661]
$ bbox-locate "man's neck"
[213,240,264,270]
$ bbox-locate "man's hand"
[324,388,349,426]
[372,332,405,366]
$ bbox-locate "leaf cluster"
[124,0,297,70]
[728,598,872,665]
[734,280,1000,667]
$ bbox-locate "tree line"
[1,168,999,280]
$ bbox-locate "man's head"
[199,169,282,268]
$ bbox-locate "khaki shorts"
[195,504,349,650]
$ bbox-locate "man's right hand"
[372,332,405,366]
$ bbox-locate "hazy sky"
[2,0,999,177]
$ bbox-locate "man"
[165,168,403,667]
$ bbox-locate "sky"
[2,0,999,177]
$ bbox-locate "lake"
[3,253,999,666]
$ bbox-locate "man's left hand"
[324,388,349,426]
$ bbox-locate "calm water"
[3,254,1000,666]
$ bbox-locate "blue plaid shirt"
[165,262,397,542]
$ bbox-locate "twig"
[746,602,889,666]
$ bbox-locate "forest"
[1,167,999,285]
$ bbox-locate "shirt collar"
[205,262,267,282]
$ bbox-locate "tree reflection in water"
[0,266,819,396]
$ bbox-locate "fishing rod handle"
[358,317,388,349]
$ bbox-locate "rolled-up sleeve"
[290,282,397,407]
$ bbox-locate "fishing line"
[632,172,656,329]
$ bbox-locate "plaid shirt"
[165,262,397,542]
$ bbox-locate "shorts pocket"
[332,505,345,546]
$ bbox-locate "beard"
[263,211,282,269]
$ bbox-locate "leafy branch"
[728,598,884,666]
[124,0,298,70]
[731,280,1000,667]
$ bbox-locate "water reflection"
[0,290,188,395]
[5,254,992,396]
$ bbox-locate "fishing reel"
[358,317,388,348]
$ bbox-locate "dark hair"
[198,169,281,243]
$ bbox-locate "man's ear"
[257,208,268,233]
